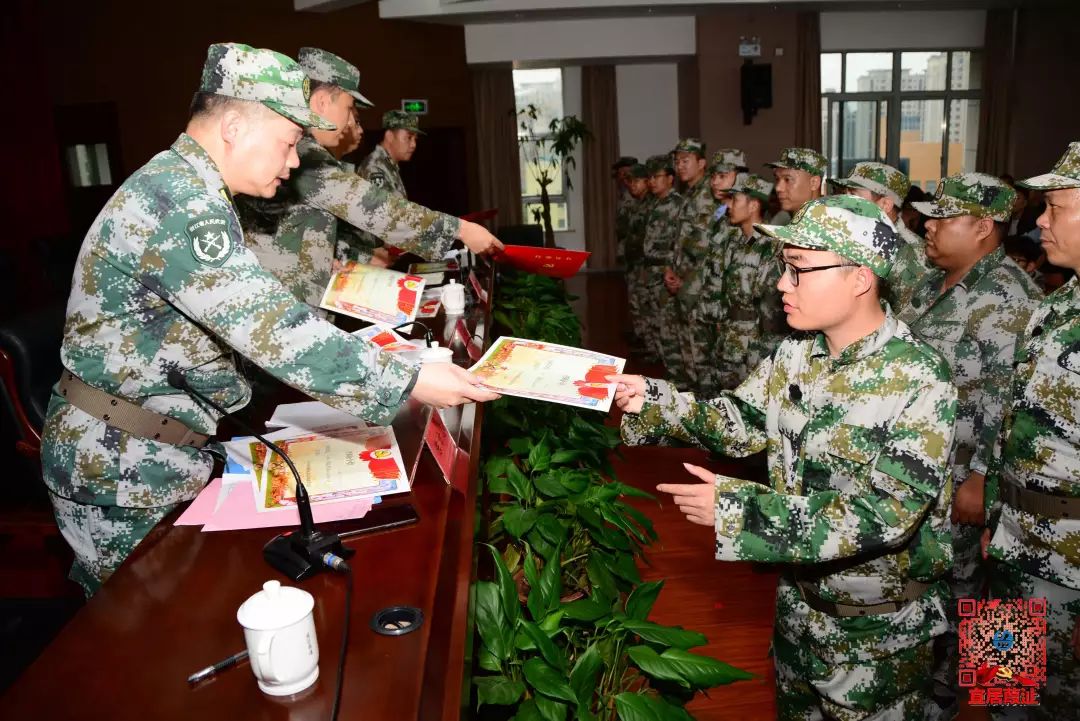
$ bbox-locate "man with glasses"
[900,173,1042,715]
[832,162,933,312]
[610,195,957,719]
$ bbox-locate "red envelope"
[496,245,590,278]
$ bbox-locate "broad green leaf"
[539,609,565,635]
[475,581,511,661]
[586,554,618,602]
[488,474,513,496]
[602,550,642,585]
[534,472,570,498]
[528,434,552,474]
[509,437,532,455]
[617,502,659,541]
[518,618,565,670]
[478,645,501,672]
[527,529,557,561]
[534,514,568,547]
[627,646,753,688]
[507,463,534,501]
[624,580,664,621]
[535,694,568,721]
[514,698,544,721]
[610,481,656,500]
[559,470,592,494]
[613,693,694,721]
[475,675,526,708]
[569,643,602,707]
[538,545,562,615]
[488,544,521,627]
[561,598,609,622]
[522,658,577,703]
[600,504,649,544]
[503,507,540,539]
[620,619,706,649]
[550,449,584,465]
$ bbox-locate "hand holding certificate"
[468,337,626,412]
[320,262,426,325]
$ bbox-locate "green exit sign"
[401,99,428,115]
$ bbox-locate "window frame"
[513,67,571,233]
[821,48,982,182]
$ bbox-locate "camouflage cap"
[646,154,674,175]
[911,172,1015,222]
[674,138,707,158]
[830,162,910,207]
[1018,141,1080,190]
[199,43,335,130]
[383,110,425,136]
[709,148,748,173]
[298,47,374,108]
[756,195,900,278]
[611,156,638,171]
[765,147,828,177]
[731,174,774,204]
[628,163,649,179]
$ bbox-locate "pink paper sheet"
[177,478,374,532]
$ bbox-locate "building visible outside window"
[513,68,569,231]
[821,50,982,190]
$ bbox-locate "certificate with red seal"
[468,336,625,412]
[320,262,426,325]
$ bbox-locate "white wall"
[616,64,679,161]
[821,10,986,51]
[464,16,695,65]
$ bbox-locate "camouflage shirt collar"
[373,143,400,170]
[810,305,899,364]
[924,245,1006,293]
[171,133,233,206]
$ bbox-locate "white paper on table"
[266,401,369,432]
[417,272,445,286]
[468,336,626,413]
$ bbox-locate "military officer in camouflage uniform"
[611,195,957,720]
[899,173,1043,711]
[665,138,717,390]
[712,174,786,391]
[985,143,1080,719]
[699,149,750,325]
[358,110,421,197]
[622,164,654,358]
[765,147,827,226]
[238,48,502,308]
[613,156,639,265]
[40,44,499,596]
[641,155,682,364]
[832,162,932,312]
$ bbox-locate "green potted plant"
[517,104,591,248]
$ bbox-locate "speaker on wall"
[741,60,772,125]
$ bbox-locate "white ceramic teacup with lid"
[441,279,466,314]
[236,580,320,696]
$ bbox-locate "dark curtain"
[470,66,523,229]
[581,65,619,271]
[794,12,822,151]
[977,9,1018,174]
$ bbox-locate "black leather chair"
[0,303,65,496]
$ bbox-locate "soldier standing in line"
[612,196,957,720]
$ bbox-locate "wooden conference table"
[0,262,495,721]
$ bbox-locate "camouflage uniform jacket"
[887,224,933,312]
[641,191,682,270]
[238,134,459,306]
[623,195,652,269]
[357,144,407,197]
[899,248,1041,481]
[623,308,957,663]
[714,227,786,377]
[699,214,734,320]
[989,276,1080,590]
[615,188,636,265]
[672,178,718,307]
[41,134,418,509]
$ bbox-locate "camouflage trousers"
[933,518,988,708]
[626,265,656,360]
[676,303,719,397]
[49,491,176,597]
[988,561,1080,720]
[639,275,667,361]
[773,628,937,720]
[714,318,760,392]
[658,288,689,387]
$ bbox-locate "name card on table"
[424,408,463,492]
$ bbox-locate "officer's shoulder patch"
[186,213,234,267]
[369,171,386,187]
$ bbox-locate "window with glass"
[820,50,982,189]
[513,68,569,231]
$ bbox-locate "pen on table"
[187,649,249,684]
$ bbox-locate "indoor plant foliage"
[474,274,751,719]
[516,104,591,248]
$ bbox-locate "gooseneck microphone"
[167,370,353,580]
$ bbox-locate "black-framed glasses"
[776,257,859,287]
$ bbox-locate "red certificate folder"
[496,245,590,278]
